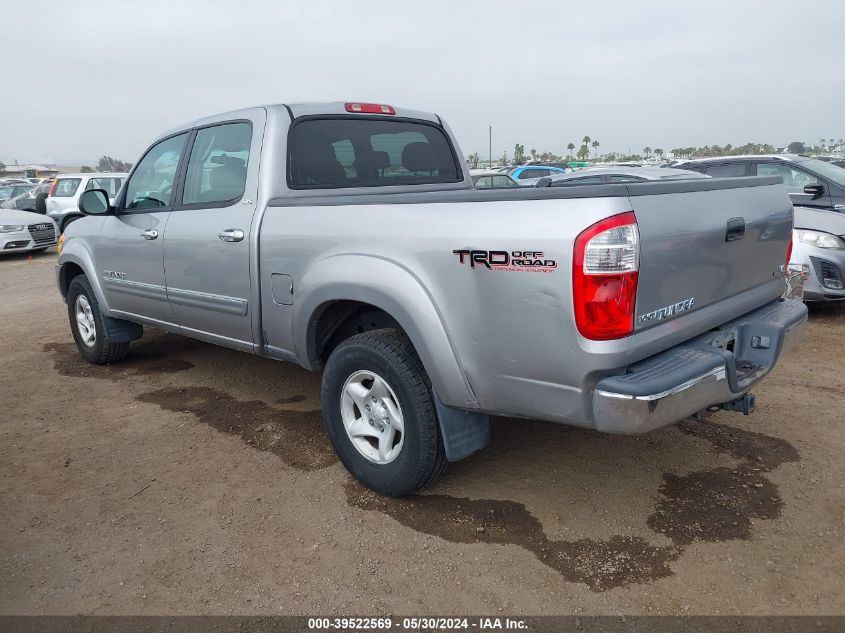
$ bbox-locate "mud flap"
[103,316,143,343]
[433,393,490,462]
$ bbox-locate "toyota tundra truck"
[55,101,807,496]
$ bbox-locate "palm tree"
[654,148,663,160]
[567,143,575,159]
[591,140,600,160]
[643,147,652,159]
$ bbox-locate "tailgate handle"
[725,217,746,242]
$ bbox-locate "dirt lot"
[1,249,843,616]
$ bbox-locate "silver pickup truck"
[56,101,807,496]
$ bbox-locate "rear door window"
[53,178,81,197]
[289,118,460,188]
[474,176,492,189]
[182,122,252,205]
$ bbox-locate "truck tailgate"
[628,177,792,331]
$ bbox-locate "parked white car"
[45,173,127,232]
[0,209,59,254]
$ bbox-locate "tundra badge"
[637,297,695,324]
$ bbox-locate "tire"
[321,329,447,496]
[61,215,81,233]
[67,275,130,364]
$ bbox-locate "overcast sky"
[2,0,843,166]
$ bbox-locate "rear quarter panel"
[259,195,632,420]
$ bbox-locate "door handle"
[725,217,745,242]
[218,228,245,242]
[141,229,159,240]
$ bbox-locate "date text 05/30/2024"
[307,616,528,630]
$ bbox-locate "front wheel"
[321,329,447,496]
[67,275,130,364]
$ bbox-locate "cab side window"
[124,134,187,210]
[182,122,252,205]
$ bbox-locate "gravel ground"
[1,249,843,615]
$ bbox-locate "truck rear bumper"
[592,298,807,434]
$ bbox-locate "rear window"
[53,178,81,197]
[288,118,460,189]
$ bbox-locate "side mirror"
[804,183,825,199]
[78,188,112,215]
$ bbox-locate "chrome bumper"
[592,298,807,434]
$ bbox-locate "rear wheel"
[67,275,130,364]
[321,329,447,496]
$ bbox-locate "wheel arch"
[56,247,110,313]
[294,254,478,409]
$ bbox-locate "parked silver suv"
[46,173,127,232]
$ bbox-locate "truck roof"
[165,102,441,138]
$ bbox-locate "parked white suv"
[46,173,127,232]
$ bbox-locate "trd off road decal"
[453,249,557,273]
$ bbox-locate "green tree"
[566,143,575,159]
[577,144,590,161]
[80,166,94,173]
[0,161,5,176]
[530,148,537,161]
[643,147,652,159]
[513,144,526,165]
[591,140,600,160]
[654,148,663,159]
[97,155,132,172]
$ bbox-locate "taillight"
[786,231,794,266]
[48,180,57,196]
[344,102,395,115]
[573,211,639,340]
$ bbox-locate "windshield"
[799,158,845,187]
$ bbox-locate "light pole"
[488,125,492,168]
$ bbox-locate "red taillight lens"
[344,102,395,115]
[573,211,639,340]
[48,179,57,196]
[786,231,794,266]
